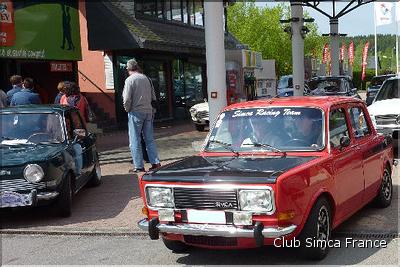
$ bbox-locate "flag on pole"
[340,43,346,62]
[322,43,329,64]
[348,42,354,65]
[362,42,369,81]
[375,2,393,26]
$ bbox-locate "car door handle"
[350,145,361,150]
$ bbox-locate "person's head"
[63,81,79,97]
[57,81,65,93]
[10,75,22,87]
[23,78,34,89]
[126,59,139,74]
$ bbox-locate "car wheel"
[374,167,392,208]
[298,197,331,260]
[195,124,205,132]
[89,161,102,187]
[54,173,73,217]
[162,238,189,253]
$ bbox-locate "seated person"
[291,110,322,147]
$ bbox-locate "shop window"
[194,0,204,26]
[171,1,182,22]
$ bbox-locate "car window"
[329,108,349,148]
[375,80,399,101]
[348,107,371,138]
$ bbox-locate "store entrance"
[0,59,76,104]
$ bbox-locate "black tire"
[54,174,73,217]
[89,161,102,187]
[374,167,392,208]
[298,197,331,261]
[195,124,205,132]
[162,238,189,253]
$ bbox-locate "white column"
[291,2,304,96]
[204,1,227,126]
[330,18,340,76]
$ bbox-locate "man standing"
[123,59,161,173]
[6,75,23,105]
[10,77,41,106]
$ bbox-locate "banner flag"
[375,2,393,26]
[362,42,369,81]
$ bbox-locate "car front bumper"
[137,218,297,239]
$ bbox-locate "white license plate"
[0,191,32,208]
[186,209,226,224]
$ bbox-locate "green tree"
[227,1,325,76]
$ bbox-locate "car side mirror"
[339,136,351,148]
[73,129,87,139]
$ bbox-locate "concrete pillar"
[204,1,227,126]
[330,18,340,76]
[291,2,304,96]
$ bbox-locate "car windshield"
[205,107,324,152]
[308,79,345,93]
[375,80,399,101]
[0,113,65,145]
[278,76,292,89]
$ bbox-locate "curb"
[0,228,148,237]
[1,228,398,239]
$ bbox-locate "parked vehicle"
[368,76,399,156]
[0,105,101,217]
[189,100,209,131]
[137,97,393,260]
[366,74,396,105]
[307,76,361,99]
[277,75,310,97]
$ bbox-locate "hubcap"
[317,206,330,243]
[382,170,392,201]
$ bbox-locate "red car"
[137,97,394,260]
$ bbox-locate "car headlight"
[189,108,196,115]
[24,164,44,183]
[146,187,174,208]
[239,189,273,212]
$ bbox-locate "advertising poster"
[0,0,81,60]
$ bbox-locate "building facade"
[78,0,241,125]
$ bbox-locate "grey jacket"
[122,72,156,114]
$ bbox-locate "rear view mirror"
[339,136,351,148]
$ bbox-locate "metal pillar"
[291,2,304,96]
[330,18,340,76]
[204,1,227,125]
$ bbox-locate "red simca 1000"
[137,97,394,260]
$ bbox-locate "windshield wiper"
[242,142,287,157]
[207,140,239,157]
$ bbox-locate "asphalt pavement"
[1,234,398,265]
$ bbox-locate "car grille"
[196,111,209,119]
[174,188,238,210]
[184,235,238,246]
[376,114,398,125]
[0,179,46,192]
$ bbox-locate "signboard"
[0,1,81,60]
[0,1,15,46]
[50,61,73,72]
[242,50,262,68]
[104,54,114,89]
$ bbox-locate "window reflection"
[182,0,188,24]
[194,0,204,26]
[157,0,164,19]
[172,1,182,22]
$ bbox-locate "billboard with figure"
[0,0,81,60]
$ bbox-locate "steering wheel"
[26,133,53,143]
[283,138,310,146]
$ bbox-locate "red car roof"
[224,96,364,111]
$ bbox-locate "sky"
[256,1,399,36]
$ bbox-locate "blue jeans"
[128,112,160,169]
